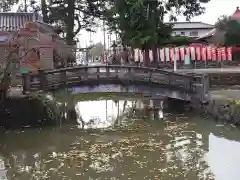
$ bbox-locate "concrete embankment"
[176,68,240,125]
[204,89,240,124]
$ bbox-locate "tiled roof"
[171,22,214,30]
[0,12,42,32]
[195,29,216,40]
[231,7,240,20]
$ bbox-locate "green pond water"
[1,94,240,180]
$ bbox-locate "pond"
[1,95,240,180]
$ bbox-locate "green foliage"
[16,0,41,13]
[215,15,229,32]
[47,0,107,44]
[3,0,210,48]
[225,21,240,46]
[214,15,240,45]
[104,0,210,49]
[0,0,20,12]
[5,0,107,44]
[163,36,192,46]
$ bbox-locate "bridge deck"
[21,65,208,102]
[174,68,240,74]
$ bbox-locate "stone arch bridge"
[22,65,209,103]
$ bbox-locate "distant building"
[171,22,214,38]
[0,12,75,77]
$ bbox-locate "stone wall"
[0,94,66,129]
[204,98,240,125]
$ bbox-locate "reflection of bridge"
[22,65,209,102]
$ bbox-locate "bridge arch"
[22,65,209,102]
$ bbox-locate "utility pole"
[24,0,27,12]
[89,31,92,45]
[89,31,93,61]
[108,33,111,54]
[103,20,107,64]
[103,20,106,51]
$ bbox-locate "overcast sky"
[78,0,239,48]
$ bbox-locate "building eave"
[0,12,42,32]
[195,29,216,40]
[169,21,213,26]
[168,21,214,30]
[173,27,214,30]
[35,21,57,34]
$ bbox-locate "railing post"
[127,67,131,76]
[84,67,88,80]
[184,77,191,90]
[96,67,100,79]
[38,69,46,90]
[148,70,152,82]
[201,74,209,103]
[60,70,67,86]
[106,66,110,78]
[22,73,30,94]
[115,67,119,78]
[202,74,209,93]
[193,74,209,104]
[168,73,172,85]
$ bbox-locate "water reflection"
[206,133,240,180]
[0,157,7,180]
[3,97,240,179]
[75,99,164,129]
[1,118,217,180]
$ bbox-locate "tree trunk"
[144,49,150,66]
[152,47,158,67]
[66,0,75,45]
[41,0,48,23]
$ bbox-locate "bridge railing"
[22,65,209,102]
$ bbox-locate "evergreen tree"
[47,0,107,44]
[104,0,210,64]
[214,15,240,46]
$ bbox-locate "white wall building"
[171,22,214,38]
